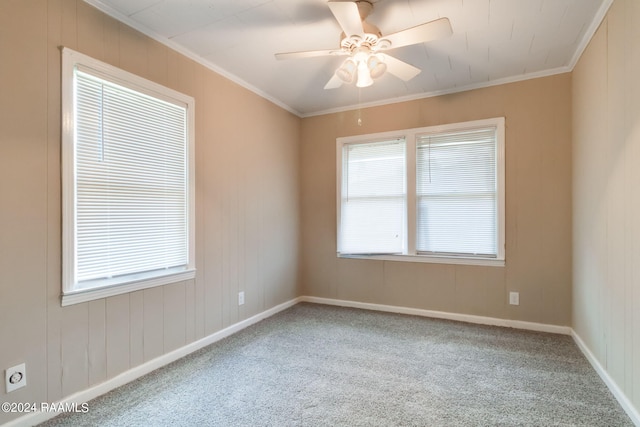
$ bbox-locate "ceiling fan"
[275,1,453,89]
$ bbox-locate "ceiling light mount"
[355,1,374,20]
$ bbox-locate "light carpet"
[41,303,633,426]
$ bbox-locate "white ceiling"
[87,0,611,117]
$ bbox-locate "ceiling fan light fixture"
[367,54,387,79]
[356,59,374,88]
[336,59,357,83]
[275,1,453,91]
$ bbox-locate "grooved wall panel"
[0,1,299,424]
[573,0,640,415]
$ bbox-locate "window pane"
[340,139,406,254]
[416,195,496,255]
[416,128,497,256]
[75,70,188,283]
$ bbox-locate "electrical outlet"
[509,291,520,306]
[5,363,26,393]
[238,291,245,306]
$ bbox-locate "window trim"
[336,117,505,267]
[61,47,196,306]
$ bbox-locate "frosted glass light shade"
[336,59,357,84]
[356,60,373,88]
[367,54,387,79]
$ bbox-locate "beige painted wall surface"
[300,74,573,326]
[0,1,300,424]
[573,0,640,415]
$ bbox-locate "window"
[339,138,406,254]
[61,48,195,306]
[337,118,505,266]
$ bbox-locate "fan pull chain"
[357,88,362,126]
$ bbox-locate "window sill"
[61,267,196,306]
[337,253,505,267]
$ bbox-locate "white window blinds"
[74,69,189,285]
[339,139,406,254]
[416,127,497,257]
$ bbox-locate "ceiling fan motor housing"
[338,2,389,54]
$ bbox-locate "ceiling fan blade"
[328,1,363,37]
[275,49,345,60]
[383,17,452,49]
[380,54,421,81]
[324,73,343,90]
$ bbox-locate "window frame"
[336,117,505,267]
[61,47,196,306]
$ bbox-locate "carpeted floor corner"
[40,303,633,426]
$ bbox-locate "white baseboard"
[7,296,637,427]
[571,331,640,426]
[300,296,572,335]
[303,296,638,425]
[5,297,302,427]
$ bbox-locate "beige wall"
[0,1,299,424]
[300,74,573,326]
[573,0,640,415]
[9,0,636,423]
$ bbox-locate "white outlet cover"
[5,363,26,393]
[509,292,520,306]
[238,291,245,306]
